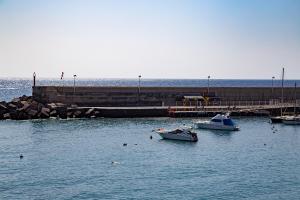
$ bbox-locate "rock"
[55,103,66,107]
[11,98,20,103]
[39,110,50,118]
[0,102,8,110]
[0,102,8,116]
[26,98,33,104]
[18,111,29,120]
[73,110,82,117]
[29,101,38,111]
[3,113,10,119]
[20,101,28,106]
[27,109,38,117]
[67,112,73,118]
[85,108,94,116]
[56,106,67,119]
[8,103,17,109]
[39,107,50,119]
[47,103,57,110]
[94,111,100,117]
[41,107,50,113]
[50,110,57,117]
[37,103,45,112]
[17,101,31,112]
[20,95,30,101]
[9,110,18,120]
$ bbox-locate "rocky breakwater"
[0,95,101,120]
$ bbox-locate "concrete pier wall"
[32,86,300,107]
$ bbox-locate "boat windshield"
[223,119,234,126]
[172,129,183,134]
[211,119,222,122]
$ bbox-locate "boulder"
[29,101,38,111]
[94,111,100,117]
[73,110,82,118]
[20,95,30,101]
[9,110,18,120]
[50,110,57,117]
[39,107,50,119]
[39,110,50,118]
[56,106,67,119]
[18,111,29,120]
[0,109,7,116]
[20,101,28,106]
[0,102,8,116]
[67,112,73,118]
[55,103,66,107]
[17,101,31,112]
[8,103,17,109]
[11,98,20,103]
[41,107,50,113]
[85,108,94,116]
[27,109,38,117]
[37,103,45,112]
[47,103,57,110]
[0,102,8,110]
[3,113,10,119]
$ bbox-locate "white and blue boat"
[194,114,239,131]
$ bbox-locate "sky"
[0,0,300,79]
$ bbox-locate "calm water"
[0,79,300,199]
[0,117,299,199]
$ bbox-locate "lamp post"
[33,72,36,87]
[272,76,275,100]
[207,75,211,96]
[73,75,77,104]
[138,75,141,105]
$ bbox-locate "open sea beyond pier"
[0,79,300,199]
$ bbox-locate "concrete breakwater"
[0,86,299,120]
[33,86,300,107]
[0,95,298,120]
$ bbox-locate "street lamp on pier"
[272,76,275,99]
[73,75,77,104]
[138,75,141,104]
[33,72,36,87]
[207,75,211,96]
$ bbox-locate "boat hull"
[282,117,300,125]
[270,116,284,123]
[195,123,239,131]
[156,131,198,142]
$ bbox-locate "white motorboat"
[155,128,198,142]
[194,114,239,131]
[282,115,300,125]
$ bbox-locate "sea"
[0,79,300,200]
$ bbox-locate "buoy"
[20,154,23,159]
[150,135,153,139]
[123,143,127,146]
[264,143,266,146]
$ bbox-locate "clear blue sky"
[0,0,299,79]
